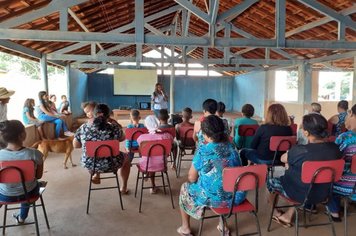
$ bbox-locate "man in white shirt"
[0,87,15,148]
[0,87,15,122]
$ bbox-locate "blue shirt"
[125,123,145,149]
[23,107,31,125]
[188,142,246,208]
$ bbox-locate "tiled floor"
[2,147,355,236]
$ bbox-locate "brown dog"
[32,136,76,169]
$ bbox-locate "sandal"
[217,225,230,236]
[177,226,193,236]
[150,187,158,194]
[120,189,130,195]
[272,215,293,228]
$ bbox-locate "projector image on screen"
[113,69,157,95]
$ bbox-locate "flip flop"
[217,225,230,236]
[272,215,293,228]
[120,189,130,195]
[176,227,193,236]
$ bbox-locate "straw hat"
[0,87,15,99]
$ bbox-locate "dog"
[32,136,76,169]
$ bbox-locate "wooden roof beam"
[0,0,88,28]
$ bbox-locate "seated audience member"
[329,100,348,136]
[137,115,173,194]
[176,107,194,140]
[233,104,258,149]
[177,115,246,236]
[216,101,232,135]
[193,99,218,148]
[240,104,292,166]
[158,109,178,169]
[267,113,341,227]
[59,95,71,115]
[126,109,145,152]
[158,109,174,129]
[37,91,72,139]
[0,120,43,224]
[297,102,322,145]
[48,95,59,114]
[81,101,97,123]
[327,104,356,221]
[23,98,45,140]
[73,103,129,186]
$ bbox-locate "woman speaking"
[151,83,168,117]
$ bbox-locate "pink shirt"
[137,133,172,172]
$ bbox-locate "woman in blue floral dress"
[177,115,246,236]
[73,103,127,184]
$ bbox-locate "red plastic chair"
[158,127,177,169]
[85,140,123,214]
[327,121,334,136]
[176,126,195,177]
[269,136,296,177]
[267,159,345,236]
[134,139,174,212]
[198,164,268,236]
[0,160,50,236]
[237,124,259,149]
[343,155,356,236]
[124,127,148,157]
[290,124,298,136]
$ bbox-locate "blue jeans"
[0,185,39,220]
[38,114,68,138]
[327,195,341,213]
[153,109,160,118]
[240,148,272,166]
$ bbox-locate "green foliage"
[286,70,298,89]
[0,52,64,80]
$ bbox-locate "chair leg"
[295,207,299,236]
[198,212,205,236]
[165,172,175,209]
[139,172,145,213]
[176,149,183,178]
[252,211,262,236]
[115,173,124,210]
[234,214,238,236]
[267,194,278,232]
[86,176,92,214]
[220,216,225,236]
[325,206,336,236]
[344,197,348,236]
[40,195,50,229]
[2,205,7,235]
[32,202,40,236]
[134,169,140,198]
[161,172,167,195]
[303,208,307,228]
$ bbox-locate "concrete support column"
[298,62,312,114]
[65,64,71,103]
[40,54,48,92]
[353,57,356,105]
[169,66,175,114]
[264,70,275,119]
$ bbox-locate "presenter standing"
[151,83,168,117]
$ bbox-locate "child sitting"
[158,109,174,129]
[23,98,45,140]
[59,95,71,115]
[137,115,172,194]
[176,107,194,139]
[0,120,44,224]
[125,109,145,157]
[158,109,178,169]
[216,101,232,135]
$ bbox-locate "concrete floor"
[2,147,355,236]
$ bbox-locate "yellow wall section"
[113,69,157,95]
